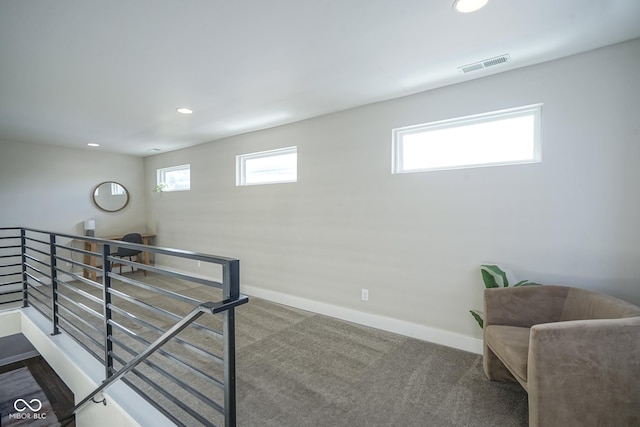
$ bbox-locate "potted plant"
[470,264,538,329]
[153,183,168,192]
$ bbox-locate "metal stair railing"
[0,227,248,427]
[59,297,248,425]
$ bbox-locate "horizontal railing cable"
[26,287,51,307]
[56,303,104,337]
[56,291,103,319]
[56,316,105,362]
[25,298,52,321]
[112,360,214,427]
[108,272,204,306]
[57,280,104,306]
[120,378,186,427]
[110,341,225,412]
[108,305,225,366]
[108,287,224,340]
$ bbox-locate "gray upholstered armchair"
[483,285,640,427]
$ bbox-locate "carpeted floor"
[234,298,528,427]
[29,273,528,426]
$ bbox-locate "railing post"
[20,228,28,308]
[223,259,240,427]
[103,243,114,379]
[225,259,240,299]
[50,234,60,335]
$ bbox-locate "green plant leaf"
[481,269,499,288]
[514,280,529,286]
[470,310,484,329]
[482,264,509,287]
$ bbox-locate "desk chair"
[112,233,147,276]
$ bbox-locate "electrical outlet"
[361,289,369,301]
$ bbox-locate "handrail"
[59,297,248,425]
[0,227,247,427]
[19,226,239,265]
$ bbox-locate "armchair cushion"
[484,325,530,384]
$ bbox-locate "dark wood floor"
[0,356,75,426]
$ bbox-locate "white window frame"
[236,146,297,186]
[157,164,191,191]
[392,104,542,174]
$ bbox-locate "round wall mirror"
[92,181,130,212]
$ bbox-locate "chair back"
[561,287,640,321]
[115,233,143,257]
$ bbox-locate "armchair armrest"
[484,285,570,328]
[527,317,640,426]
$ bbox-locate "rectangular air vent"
[458,54,511,73]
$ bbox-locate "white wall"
[145,39,638,349]
[0,140,146,237]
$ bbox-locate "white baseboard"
[242,284,483,355]
[133,264,484,355]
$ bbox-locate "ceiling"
[1,1,639,157]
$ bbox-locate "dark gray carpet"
[235,299,528,427]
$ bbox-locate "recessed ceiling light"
[87,143,100,147]
[176,107,193,114]
[148,148,161,152]
[453,0,488,13]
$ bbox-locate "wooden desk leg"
[83,242,98,282]
[142,237,151,267]
[83,242,90,279]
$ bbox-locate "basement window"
[236,146,297,186]
[392,104,542,173]
[157,164,191,191]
